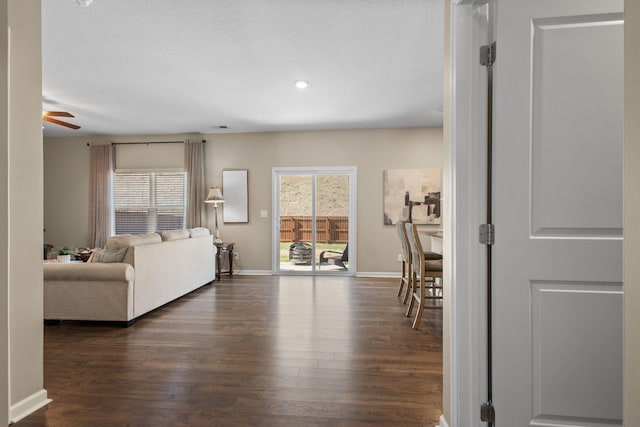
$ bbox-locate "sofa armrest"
[44,263,134,282]
[44,263,135,322]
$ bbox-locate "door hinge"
[480,41,496,67]
[480,401,495,424]
[479,223,495,245]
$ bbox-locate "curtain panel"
[184,140,206,228]
[88,142,113,248]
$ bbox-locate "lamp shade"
[205,187,225,204]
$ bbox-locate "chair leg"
[426,278,443,298]
[412,302,424,329]
[412,275,426,330]
[397,261,406,297]
[406,272,417,317]
[402,271,412,304]
[425,278,435,297]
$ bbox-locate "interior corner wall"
[0,0,8,423]
[43,137,90,249]
[441,0,451,424]
[43,128,443,273]
[624,1,640,425]
[7,0,48,421]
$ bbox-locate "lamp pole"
[213,203,223,244]
[205,187,226,243]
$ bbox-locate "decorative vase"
[57,255,71,263]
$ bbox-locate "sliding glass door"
[273,167,356,275]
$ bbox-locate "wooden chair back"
[396,221,411,264]
[404,222,424,278]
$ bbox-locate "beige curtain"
[185,139,206,228]
[88,142,113,248]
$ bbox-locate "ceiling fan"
[42,111,81,130]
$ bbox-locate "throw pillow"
[88,249,104,263]
[89,247,127,263]
[188,227,210,238]
[101,247,128,263]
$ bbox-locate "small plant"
[56,246,77,257]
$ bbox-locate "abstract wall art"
[383,169,441,225]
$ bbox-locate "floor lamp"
[205,187,226,244]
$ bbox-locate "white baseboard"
[235,270,272,276]
[355,272,400,278]
[229,271,400,278]
[10,389,51,423]
[436,414,450,427]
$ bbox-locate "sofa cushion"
[106,233,161,250]
[89,247,128,263]
[159,229,189,241]
[188,227,210,238]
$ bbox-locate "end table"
[214,242,235,280]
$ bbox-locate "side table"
[214,242,235,280]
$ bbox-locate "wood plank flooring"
[18,275,442,426]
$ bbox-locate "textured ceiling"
[41,0,443,138]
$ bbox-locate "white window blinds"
[114,171,186,235]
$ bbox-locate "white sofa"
[44,228,216,326]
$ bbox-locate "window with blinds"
[114,171,187,235]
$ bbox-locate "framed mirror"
[222,169,248,223]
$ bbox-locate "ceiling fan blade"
[43,116,81,130]
[43,111,75,118]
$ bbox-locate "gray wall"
[44,127,443,274]
[5,0,47,422]
[625,0,640,424]
[0,1,7,422]
[441,1,451,423]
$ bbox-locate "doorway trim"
[445,2,490,427]
[271,166,357,275]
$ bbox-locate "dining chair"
[404,222,443,329]
[396,221,412,303]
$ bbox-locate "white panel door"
[492,1,623,426]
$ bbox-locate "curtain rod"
[86,140,206,146]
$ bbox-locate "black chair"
[319,244,348,269]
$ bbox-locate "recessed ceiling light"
[295,80,309,89]
[76,0,94,7]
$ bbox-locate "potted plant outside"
[55,246,77,263]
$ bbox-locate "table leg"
[216,250,221,281]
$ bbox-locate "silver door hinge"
[480,401,495,424]
[480,41,496,67]
[479,224,495,245]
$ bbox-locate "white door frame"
[271,166,357,275]
[445,2,490,427]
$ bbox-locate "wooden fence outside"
[280,216,349,243]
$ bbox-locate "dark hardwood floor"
[19,276,442,426]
